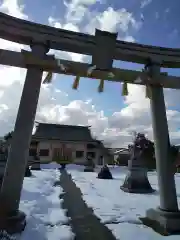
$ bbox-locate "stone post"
[0,42,49,233]
[145,63,180,234]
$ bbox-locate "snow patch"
[18,169,74,240]
[68,165,180,240]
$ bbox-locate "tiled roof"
[33,123,96,142]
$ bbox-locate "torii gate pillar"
[0,42,49,233]
[145,63,180,234]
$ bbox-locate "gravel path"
[59,170,117,240]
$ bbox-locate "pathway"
[59,170,117,240]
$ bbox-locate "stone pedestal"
[0,210,26,234]
[144,208,180,234]
[120,159,154,193]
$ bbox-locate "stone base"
[143,208,180,235]
[120,167,155,194]
[0,210,26,234]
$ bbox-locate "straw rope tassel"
[72,76,80,90]
[121,82,128,96]
[43,71,53,84]
[98,79,104,93]
[145,85,152,99]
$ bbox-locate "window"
[29,149,37,157]
[76,151,84,158]
[87,152,96,158]
[39,149,49,157]
[87,143,96,149]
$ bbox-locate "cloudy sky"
[0,0,180,147]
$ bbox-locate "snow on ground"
[40,162,61,169]
[67,164,180,240]
[18,166,74,240]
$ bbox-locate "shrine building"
[29,122,110,165]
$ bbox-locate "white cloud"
[36,83,180,147]
[64,0,103,24]
[140,0,152,9]
[97,7,138,32]
[123,36,135,42]
[48,17,85,62]
[48,5,140,63]
[155,12,159,19]
[0,0,28,19]
[165,8,170,14]
[0,0,28,52]
[85,7,141,36]
[48,17,80,33]
[107,84,180,146]
[1,65,180,148]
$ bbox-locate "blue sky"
[0,0,180,146]
[24,0,180,49]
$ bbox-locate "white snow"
[67,164,180,240]
[18,166,74,240]
[40,162,61,169]
[8,163,180,239]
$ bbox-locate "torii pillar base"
[0,210,26,234]
[142,208,180,235]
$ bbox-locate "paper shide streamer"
[121,82,128,96]
[72,76,80,90]
[43,58,67,84]
[98,79,104,93]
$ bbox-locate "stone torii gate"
[0,12,180,234]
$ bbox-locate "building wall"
[71,142,86,164]
[30,140,103,165]
[37,141,51,163]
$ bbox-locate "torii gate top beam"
[1,12,180,68]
